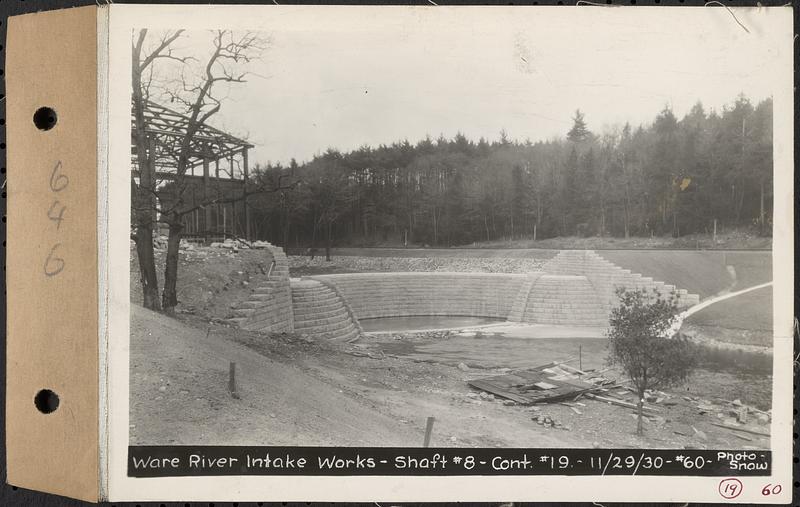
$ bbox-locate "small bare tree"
[607,288,697,435]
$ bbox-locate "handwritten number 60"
[762,484,782,496]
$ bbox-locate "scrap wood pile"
[467,360,635,406]
[465,360,689,421]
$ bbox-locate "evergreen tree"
[567,109,591,143]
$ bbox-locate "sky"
[144,7,788,166]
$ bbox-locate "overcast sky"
[150,8,786,165]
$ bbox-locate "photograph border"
[105,4,794,503]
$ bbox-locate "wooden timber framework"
[131,100,256,242]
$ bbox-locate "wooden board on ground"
[468,365,606,405]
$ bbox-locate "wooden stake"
[423,416,435,447]
[579,345,582,372]
[229,361,240,399]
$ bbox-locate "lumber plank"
[467,380,531,404]
[709,422,770,437]
[584,393,661,412]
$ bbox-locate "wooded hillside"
[247,95,773,248]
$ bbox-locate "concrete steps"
[542,250,700,309]
[291,279,361,341]
[227,242,294,333]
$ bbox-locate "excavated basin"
[359,315,503,333]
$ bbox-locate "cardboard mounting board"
[1,3,794,504]
[5,5,100,502]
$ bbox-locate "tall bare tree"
[132,30,295,315]
[132,29,185,310]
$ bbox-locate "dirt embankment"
[130,245,278,320]
[130,307,586,447]
[131,307,771,449]
[130,305,423,446]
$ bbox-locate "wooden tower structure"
[131,100,255,242]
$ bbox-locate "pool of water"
[359,315,503,333]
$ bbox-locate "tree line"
[247,94,773,250]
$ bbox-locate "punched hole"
[33,107,58,131]
[34,389,60,414]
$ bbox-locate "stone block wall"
[311,272,528,320]
[291,278,361,341]
[229,242,294,333]
[542,250,700,309]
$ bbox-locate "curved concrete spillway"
[310,271,617,330]
[312,272,528,320]
[230,247,702,341]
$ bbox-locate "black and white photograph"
[127,8,782,456]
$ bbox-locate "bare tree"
[132,29,295,315]
[132,29,185,310]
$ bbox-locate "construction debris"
[531,413,568,429]
[465,360,772,447]
[467,360,624,406]
[584,393,661,413]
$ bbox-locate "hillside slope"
[130,305,421,446]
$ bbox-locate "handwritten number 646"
[45,160,68,277]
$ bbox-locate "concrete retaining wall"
[229,242,294,333]
[522,274,608,326]
[311,272,528,320]
[230,248,702,335]
[292,279,361,341]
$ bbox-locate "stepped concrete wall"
[507,273,543,322]
[230,247,702,336]
[229,242,294,333]
[292,279,361,341]
[312,272,528,320]
[522,274,608,326]
[542,250,700,310]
